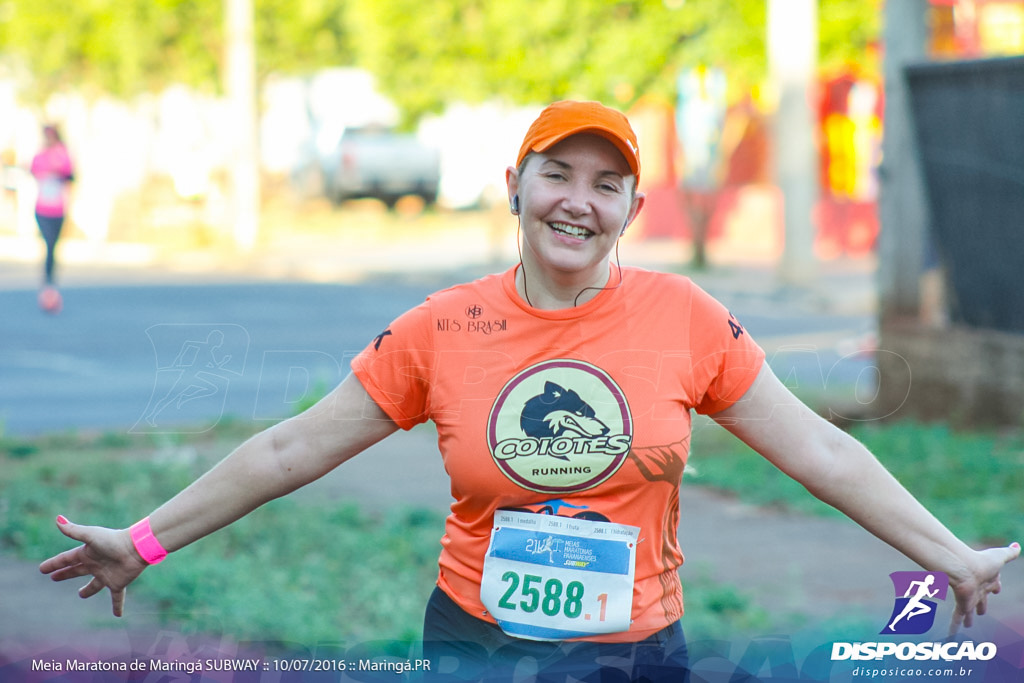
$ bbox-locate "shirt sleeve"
[30,148,73,180]
[687,284,766,415]
[57,148,73,180]
[350,300,435,430]
[30,152,44,179]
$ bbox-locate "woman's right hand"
[38,516,148,617]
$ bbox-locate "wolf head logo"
[488,359,632,493]
[520,381,610,442]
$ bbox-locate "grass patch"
[0,427,441,646]
[679,573,776,641]
[688,417,1024,545]
[144,503,441,646]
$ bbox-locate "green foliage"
[255,0,354,79]
[0,0,352,98]
[820,0,883,72]
[0,432,441,644]
[1,0,881,119]
[674,573,778,641]
[851,422,1024,544]
[688,418,1024,545]
[0,427,257,555]
[346,0,769,122]
[331,0,880,123]
[143,503,442,644]
[0,437,39,459]
[0,0,222,98]
[0,447,195,558]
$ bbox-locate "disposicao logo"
[830,571,998,663]
[882,571,948,635]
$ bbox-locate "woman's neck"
[515,260,612,310]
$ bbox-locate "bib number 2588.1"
[481,510,638,640]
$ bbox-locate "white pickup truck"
[325,126,441,208]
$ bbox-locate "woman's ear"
[621,191,646,236]
[505,166,520,214]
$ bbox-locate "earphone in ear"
[510,195,520,215]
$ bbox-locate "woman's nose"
[559,182,593,215]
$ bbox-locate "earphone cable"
[516,217,624,309]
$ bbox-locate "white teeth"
[550,222,592,239]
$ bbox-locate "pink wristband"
[130,517,168,565]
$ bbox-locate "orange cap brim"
[516,101,641,181]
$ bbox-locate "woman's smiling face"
[509,133,644,282]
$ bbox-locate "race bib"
[480,510,639,641]
[38,176,64,202]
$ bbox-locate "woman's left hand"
[948,542,1020,634]
[39,517,148,617]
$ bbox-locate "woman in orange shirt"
[40,101,1018,681]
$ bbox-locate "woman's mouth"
[549,222,593,240]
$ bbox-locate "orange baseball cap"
[516,100,641,181]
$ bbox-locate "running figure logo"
[133,324,249,433]
[881,571,949,635]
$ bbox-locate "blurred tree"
[347,0,880,124]
[0,0,353,99]
[345,0,764,123]
[254,0,355,79]
[0,0,222,98]
[0,0,879,116]
[820,0,883,72]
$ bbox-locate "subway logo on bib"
[487,359,633,493]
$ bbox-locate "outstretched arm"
[711,363,1020,634]
[39,373,399,616]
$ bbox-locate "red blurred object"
[38,287,63,314]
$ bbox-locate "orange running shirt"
[351,265,765,642]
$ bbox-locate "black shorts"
[422,587,690,682]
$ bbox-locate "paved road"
[1,272,449,435]
[0,256,877,437]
